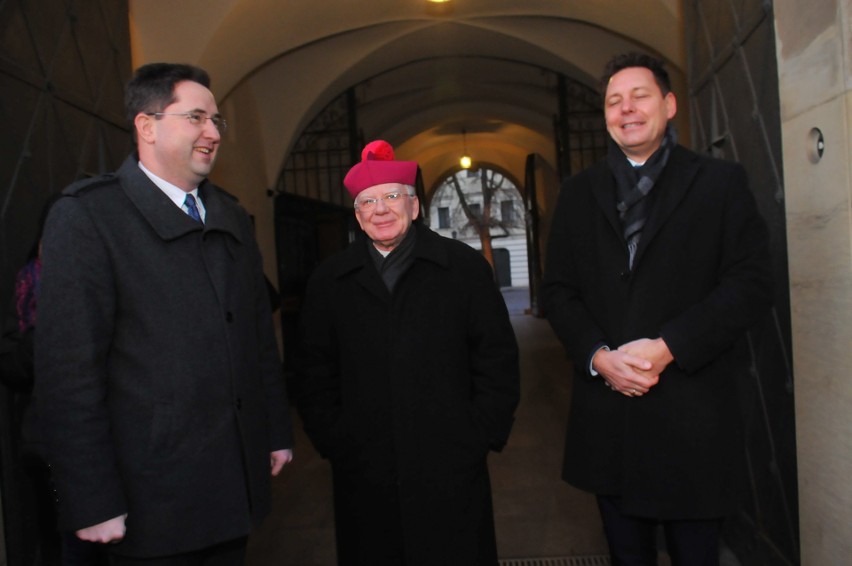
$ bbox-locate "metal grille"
[500,556,611,566]
[277,90,357,207]
[553,75,608,183]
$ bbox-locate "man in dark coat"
[295,140,520,566]
[541,53,773,565]
[34,63,294,564]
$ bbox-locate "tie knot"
[184,194,202,223]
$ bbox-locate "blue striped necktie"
[184,193,202,224]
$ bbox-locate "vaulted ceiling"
[128,0,685,197]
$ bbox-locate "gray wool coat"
[35,155,293,558]
[296,222,520,566]
[542,145,773,520]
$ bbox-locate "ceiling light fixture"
[460,128,472,169]
[426,0,454,16]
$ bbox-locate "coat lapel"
[117,155,244,245]
[355,261,389,301]
[334,237,389,302]
[631,146,701,269]
[412,222,450,269]
[197,185,245,307]
[118,155,246,308]
[335,223,448,302]
[199,184,243,246]
[117,156,202,241]
[591,165,625,243]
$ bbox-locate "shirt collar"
[138,161,200,207]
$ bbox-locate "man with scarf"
[295,140,520,566]
[542,53,773,564]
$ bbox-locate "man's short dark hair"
[125,63,211,124]
[600,52,672,99]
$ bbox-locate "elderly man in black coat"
[295,140,520,566]
[542,53,773,565]
[35,63,294,565]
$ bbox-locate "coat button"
[235,398,242,410]
[226,311,234,322]
[619,271,630,281]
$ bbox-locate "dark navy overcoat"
[296,222,520,565]
[35,156,293,557]
[542,145,773,519]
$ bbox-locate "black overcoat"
[296,222,520,566]
[34,156,293,557]
[542,146,772,519]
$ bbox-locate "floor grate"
[499,556,611,566]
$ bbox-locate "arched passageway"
[0,1,816,564]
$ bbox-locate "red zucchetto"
[343,140,418,198]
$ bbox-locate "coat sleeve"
[541,176,609,376]
[659,163,773,373]
[293,268,344,460]
[465,255,521,452]
[34,196,128,531]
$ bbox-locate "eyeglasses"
[354,191,414,211]
[146,112,228,133]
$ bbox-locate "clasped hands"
[592,337,674,398]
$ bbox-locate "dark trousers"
[332,469,405,566]
[596,496,722,566]
[109,537,247,566]
[63,532,109,566]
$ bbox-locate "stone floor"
[245,288,611,564]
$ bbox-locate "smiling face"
[604,66,677,163]
[354,182,419,252]
[135,80,221,191]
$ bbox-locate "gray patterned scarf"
[606,125,677,269]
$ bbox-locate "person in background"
[295,140,520,566]
[34,62,293,566]
[1,197,61,566]
[542,52,773,565]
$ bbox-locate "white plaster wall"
[209,87,277,286]
[775,0,852,562]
